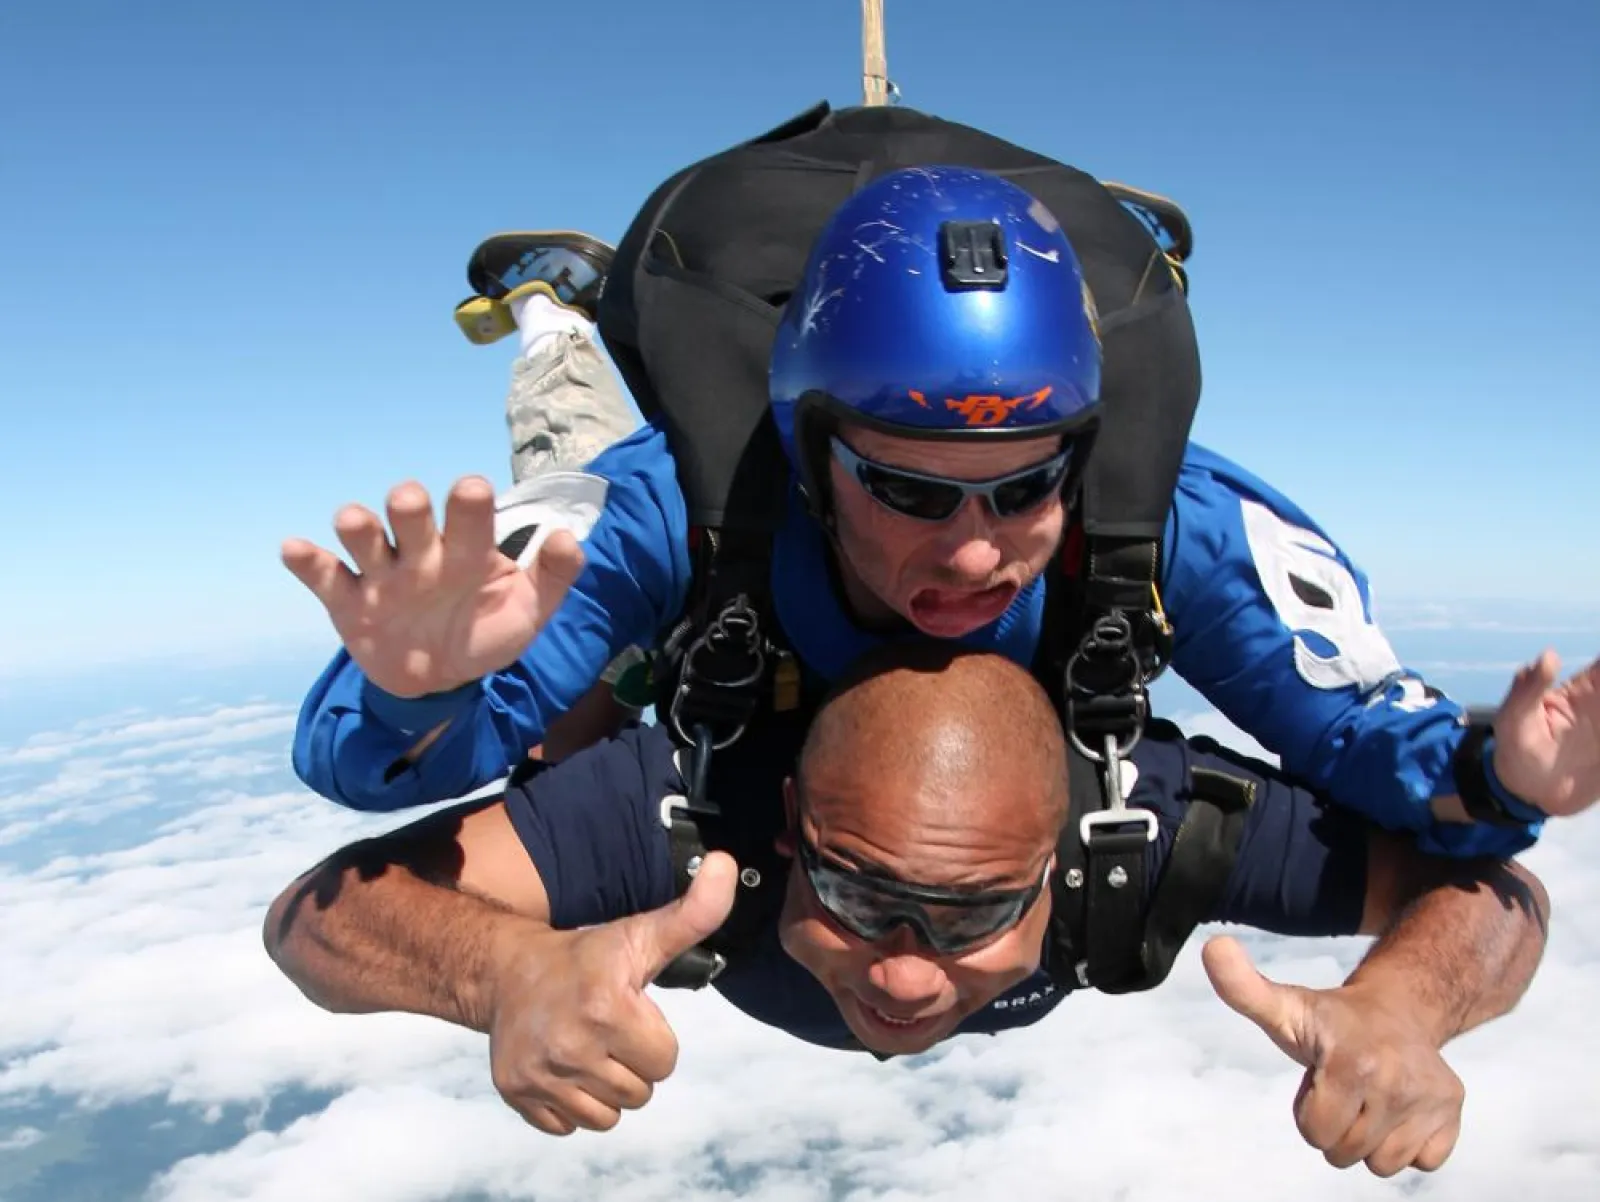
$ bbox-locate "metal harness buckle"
[1064,612,1157,846]
[667,596,767,750]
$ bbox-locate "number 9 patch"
[1239,499,1404,693]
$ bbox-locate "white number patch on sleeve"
[1239,499,1404,694]
[493,472,610,568]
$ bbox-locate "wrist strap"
[1452,711,1545,827]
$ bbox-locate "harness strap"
[1047,727,1257,994]
[1051,746,1155,990]
[653,776,786,990]
[1120,758,1256,993]
[1081,827,1153,987]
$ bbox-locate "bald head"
[796,643,1069,853]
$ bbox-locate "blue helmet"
[769,165,1103,503]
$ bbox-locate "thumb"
[525,529,586,630]
[1202,935,1310,1066]
[629,850,739,985]
[531,528,586,591]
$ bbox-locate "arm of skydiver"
[1203,737,1549,985]
[289,422,694,812]
[266,724,682,1022]
[1160,441,1541,859]
[264,793,549,1028]
[1177,738,1548,1176]
[266,725,728,1136]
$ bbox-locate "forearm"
[292,654,512,810]
[1348,850,1549,1047]
[263,825,540,1032]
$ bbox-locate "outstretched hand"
[281,477,585,698]
[1491,649,1600,818]
[1203,936,1463,1178]
[484,852,739,1136]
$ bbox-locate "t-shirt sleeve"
[1198,745,1370,936]
[501,724,683,930]
[1130,731,1369,938]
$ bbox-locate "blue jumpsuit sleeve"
[290,422,694,811]
[1160,443,1540,860]
[501,725,681,928]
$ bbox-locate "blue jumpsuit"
[292,421,1540,860]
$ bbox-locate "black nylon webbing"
[1132,766,1255,990]
[1050,747,1152,991]
[1083,536,1161,612]
[1081,825,1151,987]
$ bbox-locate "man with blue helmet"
[765,168,1102,649]
[282,118,1600,877]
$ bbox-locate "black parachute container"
[596,100,1200,553]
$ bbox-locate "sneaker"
[470,230,612,313]
[453,230,614,345]
[1102,182,1193,264]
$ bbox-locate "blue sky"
[2,0,1596,679]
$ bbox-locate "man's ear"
[775,777,797,858]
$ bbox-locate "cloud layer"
[2,686,1597,1201]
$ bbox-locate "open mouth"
[853,997,947,1041]
[867,1007,919,1028]
[907,582,1018,636]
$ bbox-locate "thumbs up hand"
[484,852,739,1135]
[1202,935,1465,1178]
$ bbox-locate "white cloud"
[2,689,1598,1201]
[0,1125,45,1151]
[1375,597,1600,636]
[0,704,293,769]
[0,705,292,853]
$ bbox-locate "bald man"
[265,644,1550,1176]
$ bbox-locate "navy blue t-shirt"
[505,725,1368,1051]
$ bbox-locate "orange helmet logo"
[908,386,1055,428]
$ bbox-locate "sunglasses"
[796,822,1049,956]
[831,437,1074,523]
